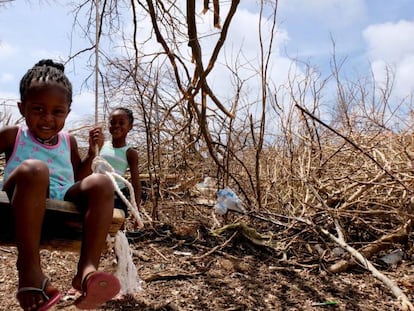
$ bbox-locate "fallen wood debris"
[328,220,411,273]
[322,220,414,311]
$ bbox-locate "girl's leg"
[64,173,115,289]
[3,160,59,310]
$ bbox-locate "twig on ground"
[193,243,240,260]
[328,220,411,273]
[322,224,414,311]
[193,231,237,260]
[143,271,205,282]
[149,244,169,261]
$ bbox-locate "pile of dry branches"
[138,121,414,309]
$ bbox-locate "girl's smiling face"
[108,109,133,142]
[18,85,71,141]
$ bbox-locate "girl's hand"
[88,127,104,156]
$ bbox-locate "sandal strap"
[17,277,50,300]
[81,271,95,292]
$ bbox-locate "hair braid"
[112,107,134,124]
[19,59,73,104]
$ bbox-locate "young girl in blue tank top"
[100,108,142,220]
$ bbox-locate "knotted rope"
[92,155,144,228]
[91,0,145,295]
[91,151,150,295]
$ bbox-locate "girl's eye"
[33,107,44,113]
[54,110,67,116]
[110,121,123,126]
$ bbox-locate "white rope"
[92,155,149,227]
[114,231,143,295]
[92,0,145,296]
[91,154,149,294]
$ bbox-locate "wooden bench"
[0,191,125,252]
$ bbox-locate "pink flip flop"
[74,271,121,309]
[16,277,61,311]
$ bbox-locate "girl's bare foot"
[16,277,61,311]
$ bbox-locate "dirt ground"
[1,200,413,311]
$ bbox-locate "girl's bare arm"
[70,127,104,181]
[0,126,19,160]
[127,148,142,210]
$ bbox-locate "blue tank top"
[3,127,74,200]
[100,141,130,189]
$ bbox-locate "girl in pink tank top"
[0,59,120,310]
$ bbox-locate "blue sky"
[1,1,414,128]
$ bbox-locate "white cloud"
[0,41,16,58]
[363,20,414,98]
[279,0,367,29]
[363,20,414,61]
[0,73,13,83]
[197,6,294,101]
[30,49,67,63]
[68,91,96,126]
[395,55,414,96]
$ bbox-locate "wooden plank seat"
[0,191,125,251]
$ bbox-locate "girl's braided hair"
[19,59,73,104]
[112,107,134,124]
